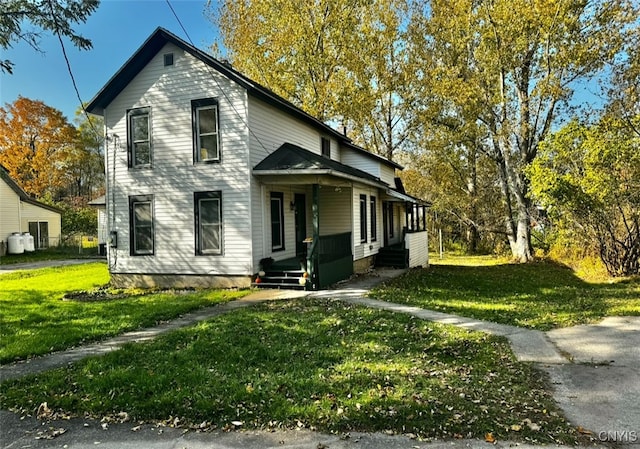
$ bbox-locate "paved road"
[545,317,640,445]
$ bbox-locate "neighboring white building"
[87,28,429,290]
[0,164,62,254]
[88,195,108,255]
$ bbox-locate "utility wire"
[165,0,272,154]
[46,0,102,140]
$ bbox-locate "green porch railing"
[306,232,353,290]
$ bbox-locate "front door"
[294,193,307,257]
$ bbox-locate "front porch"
[252,143,429,290]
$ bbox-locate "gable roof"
[86,27,348,143]
[253,143,386,187]
[0,165,62,214]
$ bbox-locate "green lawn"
[0,263,248,363]
[0,299,581,444]
[372,255,640,331]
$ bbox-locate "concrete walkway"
[1,267,638,448]
[0,288,306,382]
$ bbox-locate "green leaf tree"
[211,0,415,160]
[407,0,638,262]
[0,0,99,73]
[528,117,640,276]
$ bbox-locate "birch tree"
[408,0,638,262]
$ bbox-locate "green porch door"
[294,193,307,257]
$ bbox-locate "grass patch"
[0,263,248,363]
[373,255,640,330]
[0,299,580,443]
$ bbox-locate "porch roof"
[383,188,432,206]
[253,143,388,188]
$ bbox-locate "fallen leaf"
[577,426,593,435]
[37,402,52,420]
[510,424,522,431]
[485,432,496,443]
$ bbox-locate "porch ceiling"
[253,143,388,189]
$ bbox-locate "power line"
[45,0,102,140]
[165,0,271,154]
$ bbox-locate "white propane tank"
[23,232,35,252]
[7,233,24,254]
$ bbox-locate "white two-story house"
[87,28,429,290]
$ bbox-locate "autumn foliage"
[0,97,77,198]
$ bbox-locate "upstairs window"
[164,53,174,66]
[127,107,151,168]
[129,195,154,256]
[194,191,222,255]
[192,98,221,163]
[321,137,331,157]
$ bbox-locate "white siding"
[21,203,62,247]
[247,96,341,269]
[319,186,352,236]
[97,208,107,244]
[406,231,429,267]
[352,185,382,261]
[380,165,396,186]
[0,179,21,242]
[341,148,381,179]
[103,43,252,276]
[341,147,397,186]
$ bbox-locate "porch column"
[306,183,320,290]
[312,183,319,241]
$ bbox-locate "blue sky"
[0,0,222,121]
[1,0,607,124]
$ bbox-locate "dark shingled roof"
[253,143,386,185]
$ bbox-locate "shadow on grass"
[0,299,579,443]
[372,260,640,330]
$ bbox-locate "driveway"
[0,258,102,275]
[545,317,640,445]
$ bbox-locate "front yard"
[1,299,580,443]
[3,256,635,443]
[0,263,248,363]
[372,256,640,331]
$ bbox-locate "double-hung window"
[370,196,377,242]
[192,98,221,163]
[195,191,222,255]
[129,195,154,255]
[321,136,330,157]
[359,194,367,243]
[271,192,285,251]
[127,107,151,168]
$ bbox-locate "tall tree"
[0,0,99,73]
[211,0,414,160]
[66,107,104,199]
[407,0,638,262]
[528,117,639,276]
[0,97,77,199]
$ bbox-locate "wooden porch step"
[252,268,308,290]
[376,246,409,268]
